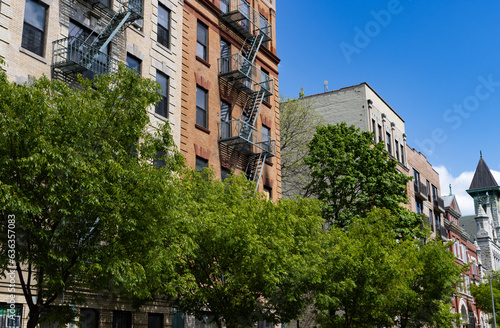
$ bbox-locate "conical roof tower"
[467,153,500,242]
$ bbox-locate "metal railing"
[218,54,274,95]
[52,37,125,76]
[218,119,276,156]
[220,0,272,41]
[414,180,428,199]
[434,196,445,212]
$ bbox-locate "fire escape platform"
[218,119,276,157]
[219,2,272,42]
[218,54,274,96]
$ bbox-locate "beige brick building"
[0,0,281,325]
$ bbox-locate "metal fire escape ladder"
[245,152,267,186]
[217,0,274,190]
[241,87,265,126]
[51,0,142,80]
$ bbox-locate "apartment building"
[1,0,281,326]
[293,83,447,237]
[405,146,446,239]
[180,0,280,198]
[443,194,486,328]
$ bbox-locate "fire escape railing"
[51,0,142,80]
[217,0,274,189]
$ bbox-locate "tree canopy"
[314,209,462,328]
[172,169,326,328]
[0,68,187,328]
[304,123,419,232]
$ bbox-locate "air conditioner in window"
[6,315,21,328]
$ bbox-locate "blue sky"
[276,0,500,214]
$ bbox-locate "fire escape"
[51,0,142,83]
[217,0,275,190]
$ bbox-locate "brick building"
[0,0,281,326]
[443,194,486,328]
[180,0,281,198]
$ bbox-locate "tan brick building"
[0,0,281,326]
[179,0,281,199]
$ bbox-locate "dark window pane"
[126,54,141,73]
[148,314,163,328]
[221,167,231,181]
[22,23,44,56]
[196,156,208,172]
[197,22,207,60]
[220,0,229,13]
[0,304,23,328]
[172,312,184,328]
[196,86,207,127]
[81,309,99,328]
[158,5,170,48]
[113,311,131,328]
[156,71,169,118]
[24,0,45,30]
[220,39,230,73]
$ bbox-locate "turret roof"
[468,155,499,191]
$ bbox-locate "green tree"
[0,68,187,328]
[173,169,325,328]
[279,96,323,198]
[471,273,500,316]
[315,209,408,328]
[314,209,462,328]
[304,123,418,232]
[390,238,463,328]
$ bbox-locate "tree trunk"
[26,306,41,328]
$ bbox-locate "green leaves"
[304,123,413,233]
[173,170,325,328]
[0,67,185,327]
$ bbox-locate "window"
[261,68,270,103]
[197,21,208,60]
[22,0,47,56]
[221,167,231,181]
[386,132,391,154]
[220,39,230,73]
[113,311,132,328]
[157,4,170,48]
[395,140,399,161]
[400,144,405,163]
[240,0,250,31]
[80,309,99,328]
[378,125,383,143]
[0,304,23,328]
[415,198,423,215]
[148,314,163,328]
[263,185,272,200]
[154,151,166,168]
[429,209,434,231]
[126,54,141,74]
[426,180,431,201]
[220,0,229,13]
[432,185,438,202]
[434,212,441,230]
[196,156,208,172]
[371,119,376,142]
[196,86,208,128]
[259,15,269,48]
[220,100,231,138]
[413,169,420,185]
[155,71,169,118]
[68,20,109,79]
[172,311,184,328]
[262,124,271,152]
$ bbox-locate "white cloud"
[434,165,500,216]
